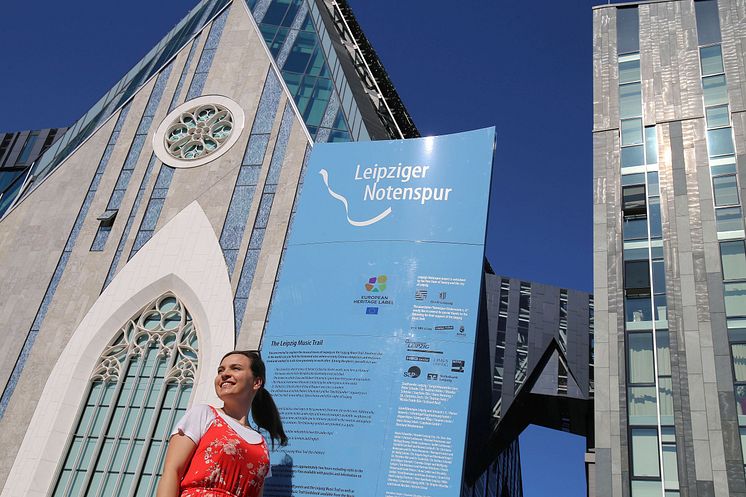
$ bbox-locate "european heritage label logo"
[354,274,394,309]
[365,275,387,292]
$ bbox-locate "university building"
[593,0,746,496]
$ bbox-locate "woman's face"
[215,354,263,401]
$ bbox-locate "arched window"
[51,293,198,497]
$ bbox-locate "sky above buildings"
[0,1,609,495]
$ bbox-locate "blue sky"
[0,1,607,495]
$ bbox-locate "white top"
[172,404,265,445]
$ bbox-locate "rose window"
[165,104,234,160]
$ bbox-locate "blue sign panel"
[262,128,495,497]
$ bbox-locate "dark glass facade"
[463,271,594,497]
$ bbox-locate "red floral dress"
[179,406,270,497]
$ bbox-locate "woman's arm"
[155,434,197,497]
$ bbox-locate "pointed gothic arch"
[2,202,234,497]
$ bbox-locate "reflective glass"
[128,441,145,471]
[80,438,98,468]
[716,206,744,232]
[624,217,648,240]
[68,471,86,496]
[645,126,658,164]
[112,440,130,469]
[662,444,679,489]
[653,260,666,294]
[622,145,645,168]
[629,385,658,425]
[620,83,643,119]
[632,428,661,477]
[623,173,646,186]
[708,127,735,157]
[703,75,728,106]
[97,439,114,471]
[728,317,746,330]
[262,0,294,26]
[623,184,647,215]
[655,294,668,321]
[706,105,730,129]
[627,296,653,324]
[737,385,746,425]
[711,156,737,176]
[16,132,38,164]
[617,7,640,54]
[102,382,117,406]
[721,241,746,280]
[700,45,724,76]
[628,332,655,383]
[625,260,651,291]
[622,119,644,146]
[63,437,83,470]
[695,0,721,45]
[620,58,641,84]
[733,343,746,382]
[625,245,650,261]
[725,282,746,317]
[649,197,662,239]
[647,172,660,196]
[657,330,671,376]
[713,174,739,206]
[741,427,746,462]
[284,31,316,73]
[52,469,72,497]
[143,441,162,473]
[659,377,674,425]
[90,407,107,436]
[631,480,663,497]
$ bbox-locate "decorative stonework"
[153,95,245,168]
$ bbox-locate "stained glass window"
[51,293,198,497]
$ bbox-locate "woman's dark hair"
[222,350,288,447]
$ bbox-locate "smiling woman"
[156,351,287,497]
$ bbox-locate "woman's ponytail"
[251,386,287,448]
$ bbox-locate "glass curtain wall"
[617,7,679,497]
[694,0,746,477]
[247,0,354,142]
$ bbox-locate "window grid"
[247,0,354,143]
[50,294,197,497]
[617,6,678,495]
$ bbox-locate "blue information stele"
[262,128,495,497]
